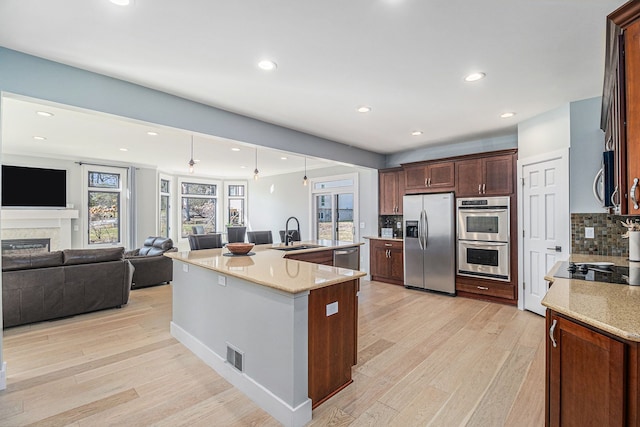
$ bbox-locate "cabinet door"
[483,154,514,195]
[388,247,404,282]
[547,312,625,426]
[627,19,640,213]
[426,162,455,191]
[404,164,427,191]
[455,159,483,196]
[379,170,399,215]
[370,241,390,279]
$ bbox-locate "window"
[159,176,171,238]
[311,174,358,242]
[179,178,220,238]
[224,181,247,226]
[83,165,128,247]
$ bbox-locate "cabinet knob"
[549,318,558,348]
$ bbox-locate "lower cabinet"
[546,310,639,426]
[308,279,358,408]
[369,239,404,285]
[284,248,333,265]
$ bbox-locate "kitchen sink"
[272,244,323,251]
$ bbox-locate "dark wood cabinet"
[369,239,403,285]
[602,2,640,214]
[545,310,638,426]
[455,153,514,197]
[403,161,455,194]
[285,248,334,265]
[308,279,358,408]
[379,168,404,215]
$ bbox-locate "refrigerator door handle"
[423,209,429,248]
[418,210,425,250]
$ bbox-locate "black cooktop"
[553,262,630,285]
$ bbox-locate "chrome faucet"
[285,216,300,246]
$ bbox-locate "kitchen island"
[165,240,365,427]
[542,255,640,426]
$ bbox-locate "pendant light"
[253,147,259,180]
[303,157,308,186]
[188,135,195,174]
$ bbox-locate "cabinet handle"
[387,249,391,258]
[478,184,482,194]
[384,243,392,247]
[482,183,486,194]
[477,286,489,290]
[425,178,428,187]
[549,318,558,348]
[631,178,639,210]
[428,178,431,187]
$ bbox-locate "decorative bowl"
[226,242,254,255]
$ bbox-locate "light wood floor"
[0,280,545,426]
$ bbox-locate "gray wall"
[569,97,607,213]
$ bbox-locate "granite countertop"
[542,254,640,342]
[363,236,404,242]
[165,240,365,294]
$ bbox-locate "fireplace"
[1,208,79,252]
[2,238,51,255]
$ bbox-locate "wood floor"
[0,280,545,426]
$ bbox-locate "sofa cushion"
[2,251,64,271]
[63,247,124,265]
[138,237,174,256]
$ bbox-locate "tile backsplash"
[571,213,640,257]
[379,215,403,238]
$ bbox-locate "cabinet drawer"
[372,239,403,250]
[285,250,333,265]
[456,278,515,300]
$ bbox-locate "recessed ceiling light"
[464,72,486,82]
[33,136,46,141]
[500,112,516,118]
[411,130,423,136]
[36,111,54,117]
[110,0,131,5]
[240,165,247,169]
[119,148,128,152]
[357,106,372,113]
[258,60,277,71]
[231,148,241,152]
[146,131,158,136]
[281,156,288,160]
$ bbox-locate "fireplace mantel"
[1,209,79,251]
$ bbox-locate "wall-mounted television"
[1,165,67,208]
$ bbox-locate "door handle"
[546,246,562,252]
[549,319,558,348]
[631,177,639,210]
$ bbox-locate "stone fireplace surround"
[1,209,79,252]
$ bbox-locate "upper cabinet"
[379,168,404,215]
[455,153,515,197]
[601,1,640,214]
[404,161,455,193]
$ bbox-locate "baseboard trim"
[0,361,7,390]
[170,322,312,427]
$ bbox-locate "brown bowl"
[226,242,254,255]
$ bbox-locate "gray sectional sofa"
[2,247,133,328]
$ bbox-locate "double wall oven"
[457,196,510,281]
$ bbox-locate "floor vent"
[226,344,244,372]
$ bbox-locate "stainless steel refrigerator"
[403,192,456,295]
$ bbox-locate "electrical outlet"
[585,227,595,239]
[218,276,226,286]
[397,221,402,228]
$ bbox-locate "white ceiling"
[0,0,626,175]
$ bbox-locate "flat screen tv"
[2,165,67,208]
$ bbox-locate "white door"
[520,150,570,316]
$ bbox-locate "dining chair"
[227,226,247,243]
[247,231,273,245]
[188,233,223,250]
[191,225,206,235]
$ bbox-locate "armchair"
[125,236,177,289]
